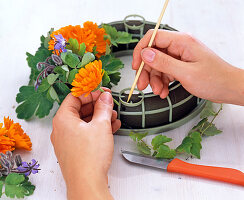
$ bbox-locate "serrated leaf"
[68,69,79,84]
[109,72,121,86]
[102,24,138,46]
[116,31,138,44]
[47,86,60,103]
[5,174,35,198]
[37,78,50,92]
[61,52,80,68]
[151,135,172,150]
[129,132,148,142]
[44,28,54,49]
[53,82,70,103]
[200,101,216,119]
[16,86,54,119]
[190,132,202,159]
[176,136,192,154]
[47,74,59,85]
[201,122,222,136]
[137,141,151,155]
[78,52,95,68]
[154,144,176,159]
[189,118,208,134]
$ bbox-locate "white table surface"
[0,0,244,199]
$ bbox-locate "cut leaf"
[16,86,53,119]
[5,174,35,198]
[151,135,172,150]
[129,132,148,142]
[154,144,176,159]
[102,71,111,86]
[137,141,151,155]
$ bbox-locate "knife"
[121,150,244,186]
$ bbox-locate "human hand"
[51,89,121,200]
[133,30,244,105]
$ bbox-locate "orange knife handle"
[167,158,244,186]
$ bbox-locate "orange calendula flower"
[48,22,109,57]
[0,135,15,154]
[71,60,104,97]
[0,117,32,152]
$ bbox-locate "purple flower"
[17,159,40,176]
[54,34,67,53]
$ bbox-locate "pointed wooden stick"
[127,0,170,102]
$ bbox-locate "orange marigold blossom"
[0,117,32,153]
[48,21,109,57]
[71,60,104,97]
[0,135,15,154]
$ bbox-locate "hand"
[132,30,244,106]
[51,89,121,200]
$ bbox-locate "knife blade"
[122,150,244,186]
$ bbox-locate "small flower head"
[17,159,40,176]
[71,60,104,97]
[54,34,67,53]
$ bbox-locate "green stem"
[98,88,120,106]
[200,104,223,136]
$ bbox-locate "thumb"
[141,48,186,77]
[92,92,113,123]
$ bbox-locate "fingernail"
[142,49,155,62]
[99,92,113,105]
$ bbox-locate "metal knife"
[121,150,244,186]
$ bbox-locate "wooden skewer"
[127,0,170,102]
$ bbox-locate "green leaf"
[54,65,69,82]
[61,52,80,68]
[201,121,222,136]
[47,86,60,103]
[116,31,138,44]
[102,71,111,86]
[66,38,79,54]
[5,174,35,198]
[137,141,151,155]
[154,144,176,159]
[26,48,52,84]
[37,78,50,92]
[68,69,79,84]
[109,72,121,86]
[16,86,53,119]
[176,136,192,154]
[78,52,95,68]
[43,28,54,49]
[0,181,3,197]
[176,132,202,159]
[47,74,59,85]
[190,132,202,159]
[78,43,86,56]
[151,135,172,150]
[53,82,70,103]
[129,132,148,142]
[200,101,216,119]
[102,24,138,46]
[189,118,208,134]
